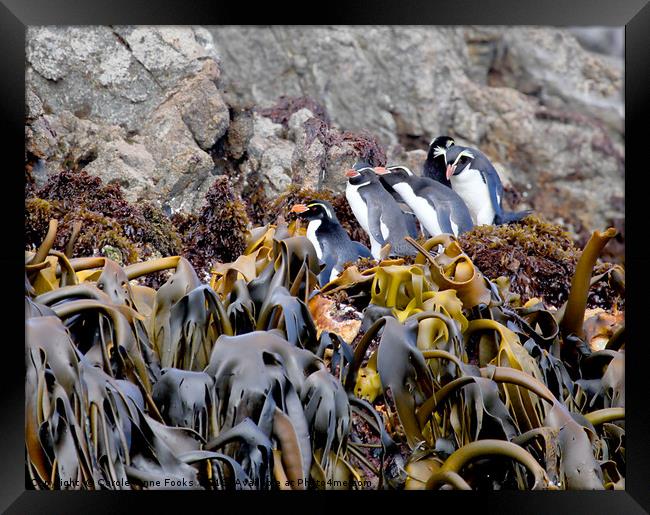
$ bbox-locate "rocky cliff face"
[25,25,624,253]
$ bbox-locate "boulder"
[26,26,227,213]
[209,26,624,237]
[25,25,625,251]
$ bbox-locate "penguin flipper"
[404,211,420,238]
[367,202,388,246]
[494,209,532,225]
[484,167,505,220]
[435,203,456,235]
[352,242,372,259]
[318,254,338,286]
[450,202,475,234]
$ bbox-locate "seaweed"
[25,212,625,491]
[23,149,626,492]
[182,176,250,279]
[303,117,387,168]
[138,201,182,258]
[457,216,621,310]
[257,95,331,127]
[241,171,271,227]
[60,208,139,264]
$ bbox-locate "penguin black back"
[377,166,474,237]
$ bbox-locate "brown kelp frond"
[560,228,618,339]
[25,211,624,490]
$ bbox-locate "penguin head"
[290,200,339,224]
[443,146,477,181]
[428,135,455,162]
[373,165,413,189]
[345,166,379,188]
[352,160,374,171]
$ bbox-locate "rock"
[289,110,326,190]
[493,28,623,132]
[246,113,295,195]
[209,26,624,240]
[386,147,427,175]
[322,140,365,192]
[568,27,624,58]
[84,139,158,203]
[163,61,230,151]
[209,26,467,146]
[288,111,387,193]
[25,26,227,213]
[27,26,161,131]
[287,108,316,141]
[141,97,215,213]
[25,25,625,258]
[225,109,254,160]
[112,26,219,91]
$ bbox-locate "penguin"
[345,167,417,259]
[290,200,371,284]
[423,135,455,187]
[349,161,420,239]
[374,165,474,238]
[443,144,531,226]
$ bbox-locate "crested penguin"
[345,167,417,259]
[350,161,420,239]
[423,135,455,187]
[443,145,531,226]
[374,165,474,237]
[290,200,371,284]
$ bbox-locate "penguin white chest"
[451,169,495,225]
[393,183,443,237]
[306,220,323,259]
[346,182,383,258]
[345,182,370,231]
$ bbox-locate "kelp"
[458,216,622,310]
[25,210,624,490]
[26,170,183,270]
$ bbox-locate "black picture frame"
[3,1,649,512]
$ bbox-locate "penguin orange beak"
[446,164,456,181]
[373,167,389,175]
[345,169,360,177]
[290,204,309,214]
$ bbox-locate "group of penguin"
[290,136,530,285]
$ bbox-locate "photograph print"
[24,25,625,491]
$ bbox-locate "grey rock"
[84,139,158,203]
[26,26,226,213]
[289,110,326,191]
[386,147,427,175]
[164,62,230,151]
[569,27,624,58]
[27,26,161,130]
[141,95,216,213]
[225,109,254,160]
[247,113,295,195]
[494,27,624,132]
[287,108,316,141]
[25,25,625,245]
